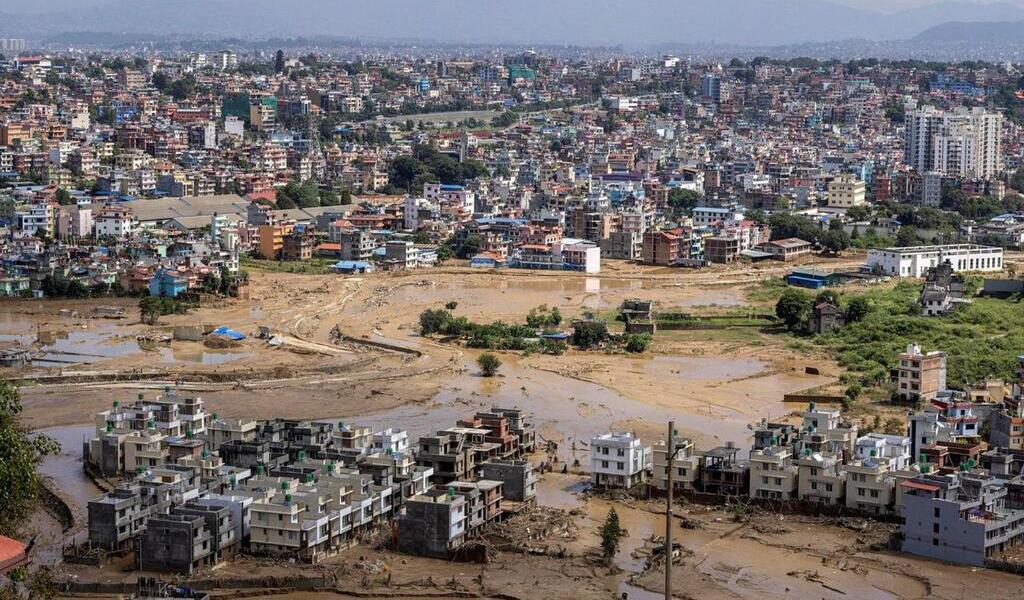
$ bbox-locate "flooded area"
[644,355,765,381]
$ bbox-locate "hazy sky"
[4,0,1023,12]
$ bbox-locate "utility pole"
[665,420,674,600]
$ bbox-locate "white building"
[590,432,652,489]
[855,433,912,471]
[904,104,1002,179]
[866,244,1003,278]
[692,206,743,228]
[371,428,409,454]
[94,206,136,238]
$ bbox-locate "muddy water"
[36,424,99,511]
[644,355,765,381]
[329,359,755,464]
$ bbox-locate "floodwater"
[36,423,98,510]
[327,358,758,464]
[644,355,765,381]
[159,347,254,365]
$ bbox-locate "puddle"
[159,348,254,365]
[0,314,143,366]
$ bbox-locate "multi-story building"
[827,174,867,208]
[651,435,701,493]
[896,344,947,404]
[795,451,846,505]
[590,432,652,489]
[749,445,799,500]
[905,104,1002,179]
[901,472,1024,566]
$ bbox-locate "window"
[934,507,941,518]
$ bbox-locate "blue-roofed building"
[329,260,374,274]
[785,269,842,289]
[149,268,190,298]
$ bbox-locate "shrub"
[624,333,652,353]
[572,321,609,349]
[477,352,502,377]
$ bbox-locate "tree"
[572,320,608,349]
[319,190,340,206]
[846,296,871,323]
[895,225,922,247]
[667,189,702,214]
[624,333,652,353]
[151,71,170,92]
[274,49,285,74]
[846,204,872,222]
[340,189,353,205]
[54,188,75,205]
[477,352,502,377]
[820,229,850,254]
[601,508,623,559]
[419,308,452,335]
[775,289,812,332]
[0,381,60,536]
[139,296,162,325]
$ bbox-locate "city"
[4,1,1024,599]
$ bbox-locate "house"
[901,472,1024,566]
[470,252,508,269]
[919,262,969,317]
[590,432,652,489]
[896,344,947,404]
[701,444,749,496]
[329,260,374,274]
[749,444,798,500]
[149,268,190,298]
[758,238,812,261]
[0,536,31,575]
[808,301,846,334]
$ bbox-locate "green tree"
[775,289,812,332]
[419,308,452,335]
[340,189,353,205]
[54,188,75,205]
[895,225,922,247]
[820,229,850,254]
[601,508,623,559]
[0,382,60,536]
[624,333,652,353]
[477,352,502,377]
[572,320,608,349]
[846,296,871,323]
[139,296,162,325]
[667,189,702,214]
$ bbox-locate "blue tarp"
[211,327,245,340]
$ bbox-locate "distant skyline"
[5,0,1024,48]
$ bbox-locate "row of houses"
[83,391,538,571]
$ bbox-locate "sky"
[3,0,1022,12]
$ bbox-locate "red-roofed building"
[0,536,30,574]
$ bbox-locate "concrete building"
[749,445,799,500]
[651,435,701,493]
[590,432,652,489]
[479,460,536,502]
[397,489,467,558]
[905,105,1002,179]
[897,344,947,404]
[827,174,867,208]
[795,451,846,505]
[901,473,1024,566]
[866,244,1003,278]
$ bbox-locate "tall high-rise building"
[904,104,1002,179]
[701,73,722,103]
[0,39,27,54]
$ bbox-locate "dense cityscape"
[4,3,1024,599]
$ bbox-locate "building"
[808,301,846,334]
[590,432,651,489]
[94,205,136,238]
[795,451,846,505]
[866,245,1003,278]
[904,105,1002,180]
[919,262,969,317]
[827,174,867,208]
[705,236,740,264]
[896,344,947,404]
[757,238,812,261]
[651,435,700,493]
[901,473,1024,566]
[749,445,799,500]
[397,489,467,558]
